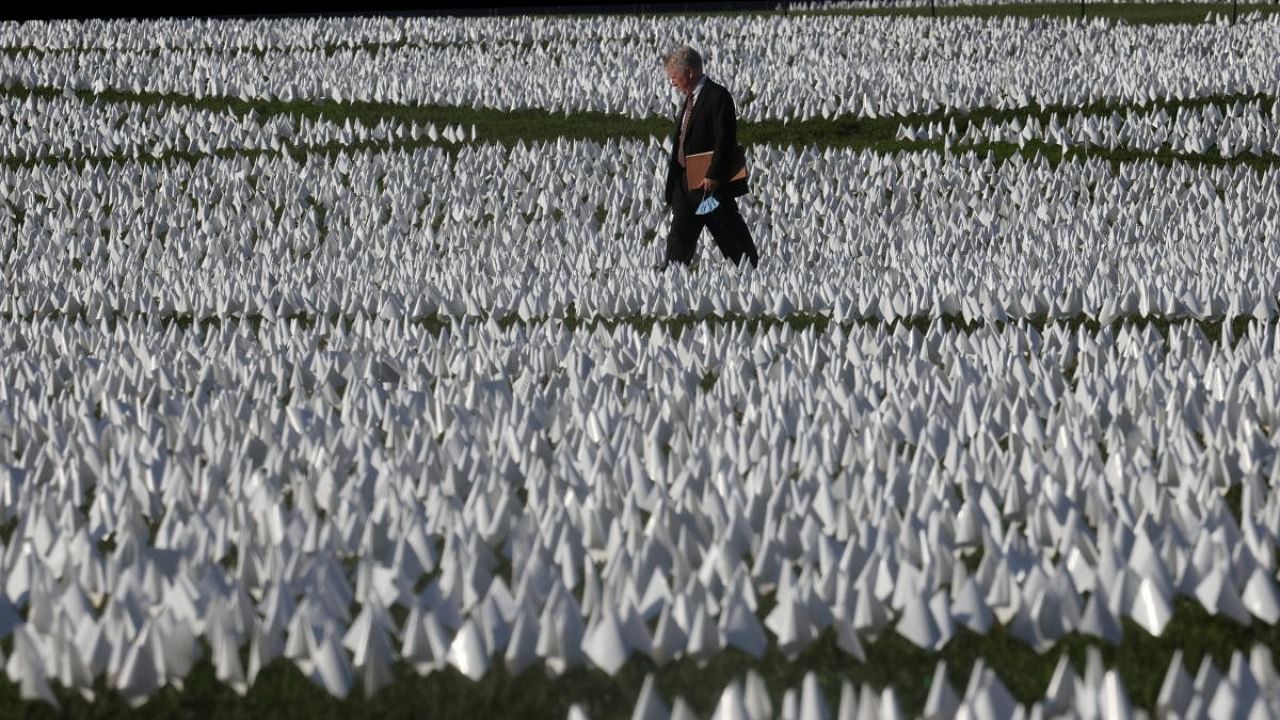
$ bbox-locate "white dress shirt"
[678,75,710,166]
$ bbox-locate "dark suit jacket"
[665,77,750,205]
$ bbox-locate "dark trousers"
[664,170,759,268]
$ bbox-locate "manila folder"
[685,146,748,190]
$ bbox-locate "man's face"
[665,65,699,97]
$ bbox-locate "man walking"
[657,46,759,271]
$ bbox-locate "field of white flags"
[3,5,1280,718]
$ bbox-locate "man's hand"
[701,178,719,193]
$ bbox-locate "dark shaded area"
[0,599,1275,718]
[0,309,1265,351]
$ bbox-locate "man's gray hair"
[664,46,703,74]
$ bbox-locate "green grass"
[0,599,1274,719]
[4,82,669,146]
[785,1,1280,24]
[3,80,1278,173]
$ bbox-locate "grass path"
[2,82,1278,172]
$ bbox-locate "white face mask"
[695,192,720,216]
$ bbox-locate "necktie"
[677,94,693,167]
